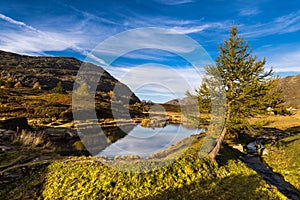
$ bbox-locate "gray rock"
[0,145,12,151]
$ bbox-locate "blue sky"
[0,0,300,102]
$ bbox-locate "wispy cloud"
[0,13,38,31]
[255,43,300,73]
[266,50,300,72]
[168,23,226,34]
[241,10,300,37]
[154,0,194,5]
[239,8,260,16]
[0,12,103,55]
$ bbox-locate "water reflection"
[99,124,204,158]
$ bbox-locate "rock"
[44,128,77,140]
[232,144,244,152]
[262,148,269,155]
[0,129,7,134]
[0,117,29,131]
[0,145,12,151]
[1,130,17,141]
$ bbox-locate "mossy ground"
[1,136,286,200]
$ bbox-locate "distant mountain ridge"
[165,97,189,105]
[164,74,300,107]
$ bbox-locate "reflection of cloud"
[99,124,201,157]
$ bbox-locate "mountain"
[277,74,300,107]
[0,50,140,120]
[0,51,139,100]
[164,74,300,108]
[164,97,189,105]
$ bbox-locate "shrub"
[33,82,42,90]
[51,81,66,94]
[14,81,22,88]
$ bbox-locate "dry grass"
[249,110,300,130]
[14,130,51,148]
[28,93,72,105]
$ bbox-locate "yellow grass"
[249,110,300,130]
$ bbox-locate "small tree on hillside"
[52,81,66,94]
[14,81,22,88]
[75,82,89,96]
[33,82,42,90]
[198,27,283,159]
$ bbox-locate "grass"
[249,110,300,130]
[13,130,51,148]
[0,135,286,200]
[263,133,300,191]
[40,152,285,199]
[254,110,300,191]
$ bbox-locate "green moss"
[40,154,285,199]
[0,136,286,199]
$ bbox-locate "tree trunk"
[207,104,231,160]
[207,127,227,159]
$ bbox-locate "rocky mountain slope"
[0,50,140,120]
[277,74,300,107]
[0,50,139,101]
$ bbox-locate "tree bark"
[207,104,231,160]
[207,127,227,159]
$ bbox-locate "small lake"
[98,124,204,158]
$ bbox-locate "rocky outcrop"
[0,117,29,132]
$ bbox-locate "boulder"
[0,117,29,131]
[43,128,77,140]
[0,145,12,151]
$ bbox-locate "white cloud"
[106,64,206,102]
[266,51,300,72]
[0,13,92,55]
[0,13,38,32]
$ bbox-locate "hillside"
[165,74,300,108]
[0,50,139,99]
[164,97,189,105]
[277,74,300,107]
[0,50,140,120]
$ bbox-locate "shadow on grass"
[141,174,274,200]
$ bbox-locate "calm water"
[99,124,204,158]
